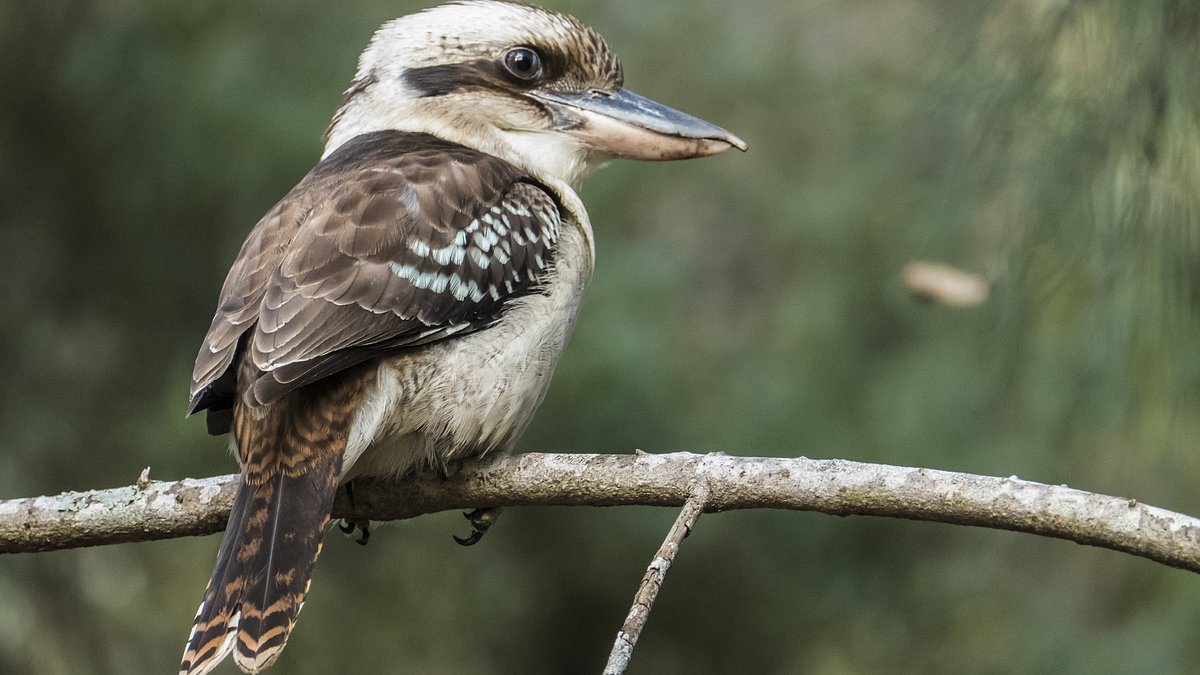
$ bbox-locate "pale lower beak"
[534,88,747,160]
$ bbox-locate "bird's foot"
[336,518,371,546]
[336,480,371,546]
[453,507,503,546]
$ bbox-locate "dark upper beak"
[533,87,747,161]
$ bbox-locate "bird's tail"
[179,420,345,674]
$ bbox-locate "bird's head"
[323,0,746,186]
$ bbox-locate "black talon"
[453,531,485,547]
[335,480,372,545]
[336,518,371,545]
[453,507,502,547]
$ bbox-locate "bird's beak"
[533,88,747,160]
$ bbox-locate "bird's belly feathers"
[342,225,591,480]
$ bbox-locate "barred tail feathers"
[178,479,255,675]
[179,454,342,674]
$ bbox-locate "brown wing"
[189,131,562,423]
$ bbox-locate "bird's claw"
[335,480,371,545]
[453,507,502,547]
[336,518,371,546]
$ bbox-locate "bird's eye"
[503,47,542,81]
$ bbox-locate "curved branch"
[2,452,1199,573]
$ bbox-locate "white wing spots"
[408,231,467,265]
[447,274,487,302]
[542,215,559,244]
[472,231,492,252]
[448,274,466,299]
[462,212,527,273]
[390,262,459,295]
[390,262,419,279]
[388,192,561,307]
[533,204,560,245]
[478,214,506,252]
[469,248,491,269]
[433,243,467,265]
[408,240,431,257]
[431,274,452,293]
[502,199,532,218]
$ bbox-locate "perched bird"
[179,1,744,673]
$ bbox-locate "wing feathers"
[189,131,563,414]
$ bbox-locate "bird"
[178,2,744,673]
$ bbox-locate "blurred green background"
[3,0,1200,673]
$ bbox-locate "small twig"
[603,484,710,675]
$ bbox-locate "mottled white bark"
[2,452,1199,576]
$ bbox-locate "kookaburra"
[179,2,743,673]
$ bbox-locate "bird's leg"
[335,479,371,546]
[432,453,500,545]
[453,507,503,547]
[432,453,453,481]
[433,454,475,481]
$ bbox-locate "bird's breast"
[342,223,592,480]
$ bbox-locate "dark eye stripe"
[404,60,502,98]
[403,48,569,99]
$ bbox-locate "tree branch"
[2,453,1199,575]
[604,483,709,675]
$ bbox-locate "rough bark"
[2,452,1199,575]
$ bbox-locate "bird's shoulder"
[190,130,564,426]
